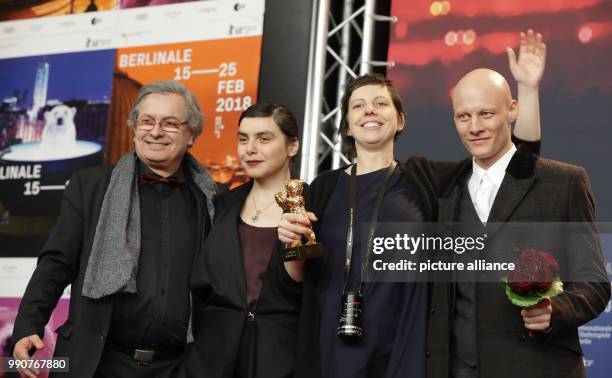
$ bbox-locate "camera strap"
[343,162,397,295]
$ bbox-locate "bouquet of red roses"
[501,248,564,307]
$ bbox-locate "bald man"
[427,68,610,377]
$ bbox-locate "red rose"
[520,249,540,264]
[540,252,560,274]
[508,271,534,295]
[533,268,553,292]
[507,249,560,296]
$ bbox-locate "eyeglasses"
[134,117,187,133]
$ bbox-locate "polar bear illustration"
[41,105,77,149]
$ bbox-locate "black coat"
[293,160,454,378]
[180,181,302,378]
[427,146,611,378]
[293,138,543,378]
[10,163,212,378]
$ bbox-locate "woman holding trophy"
[180,103,304,377]
[278,30,545,378]
[281,74,431,378]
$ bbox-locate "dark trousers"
[235,320,256,378]
[93,344,183,378]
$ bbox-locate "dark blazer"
[293,160,454,378]
[180,181,302,378]
[289,138,539,378]
[427,146,611,378]
[10,163,211,378]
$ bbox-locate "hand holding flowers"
[502,249,563,332]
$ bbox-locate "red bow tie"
[139,172,185,186]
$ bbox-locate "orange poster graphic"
[115,36,261,185]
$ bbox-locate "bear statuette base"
[282,243,324,261]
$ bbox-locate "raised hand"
[507,29,547,89]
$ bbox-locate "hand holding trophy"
[275,179,324,261]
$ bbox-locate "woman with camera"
[283,74,432,378]
[279,36,544,376]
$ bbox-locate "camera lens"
[337,291,363,340]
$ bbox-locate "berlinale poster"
[0,1,264,371]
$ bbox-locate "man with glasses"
[10,80,217,377]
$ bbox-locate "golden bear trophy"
[275,179,324,261]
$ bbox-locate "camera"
[337,291,363,340]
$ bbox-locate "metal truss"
[300,0,396,182]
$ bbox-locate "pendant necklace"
[251,195,276,222]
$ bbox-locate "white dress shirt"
[468,144,517,223]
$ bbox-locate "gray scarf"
[82,152,216,300]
